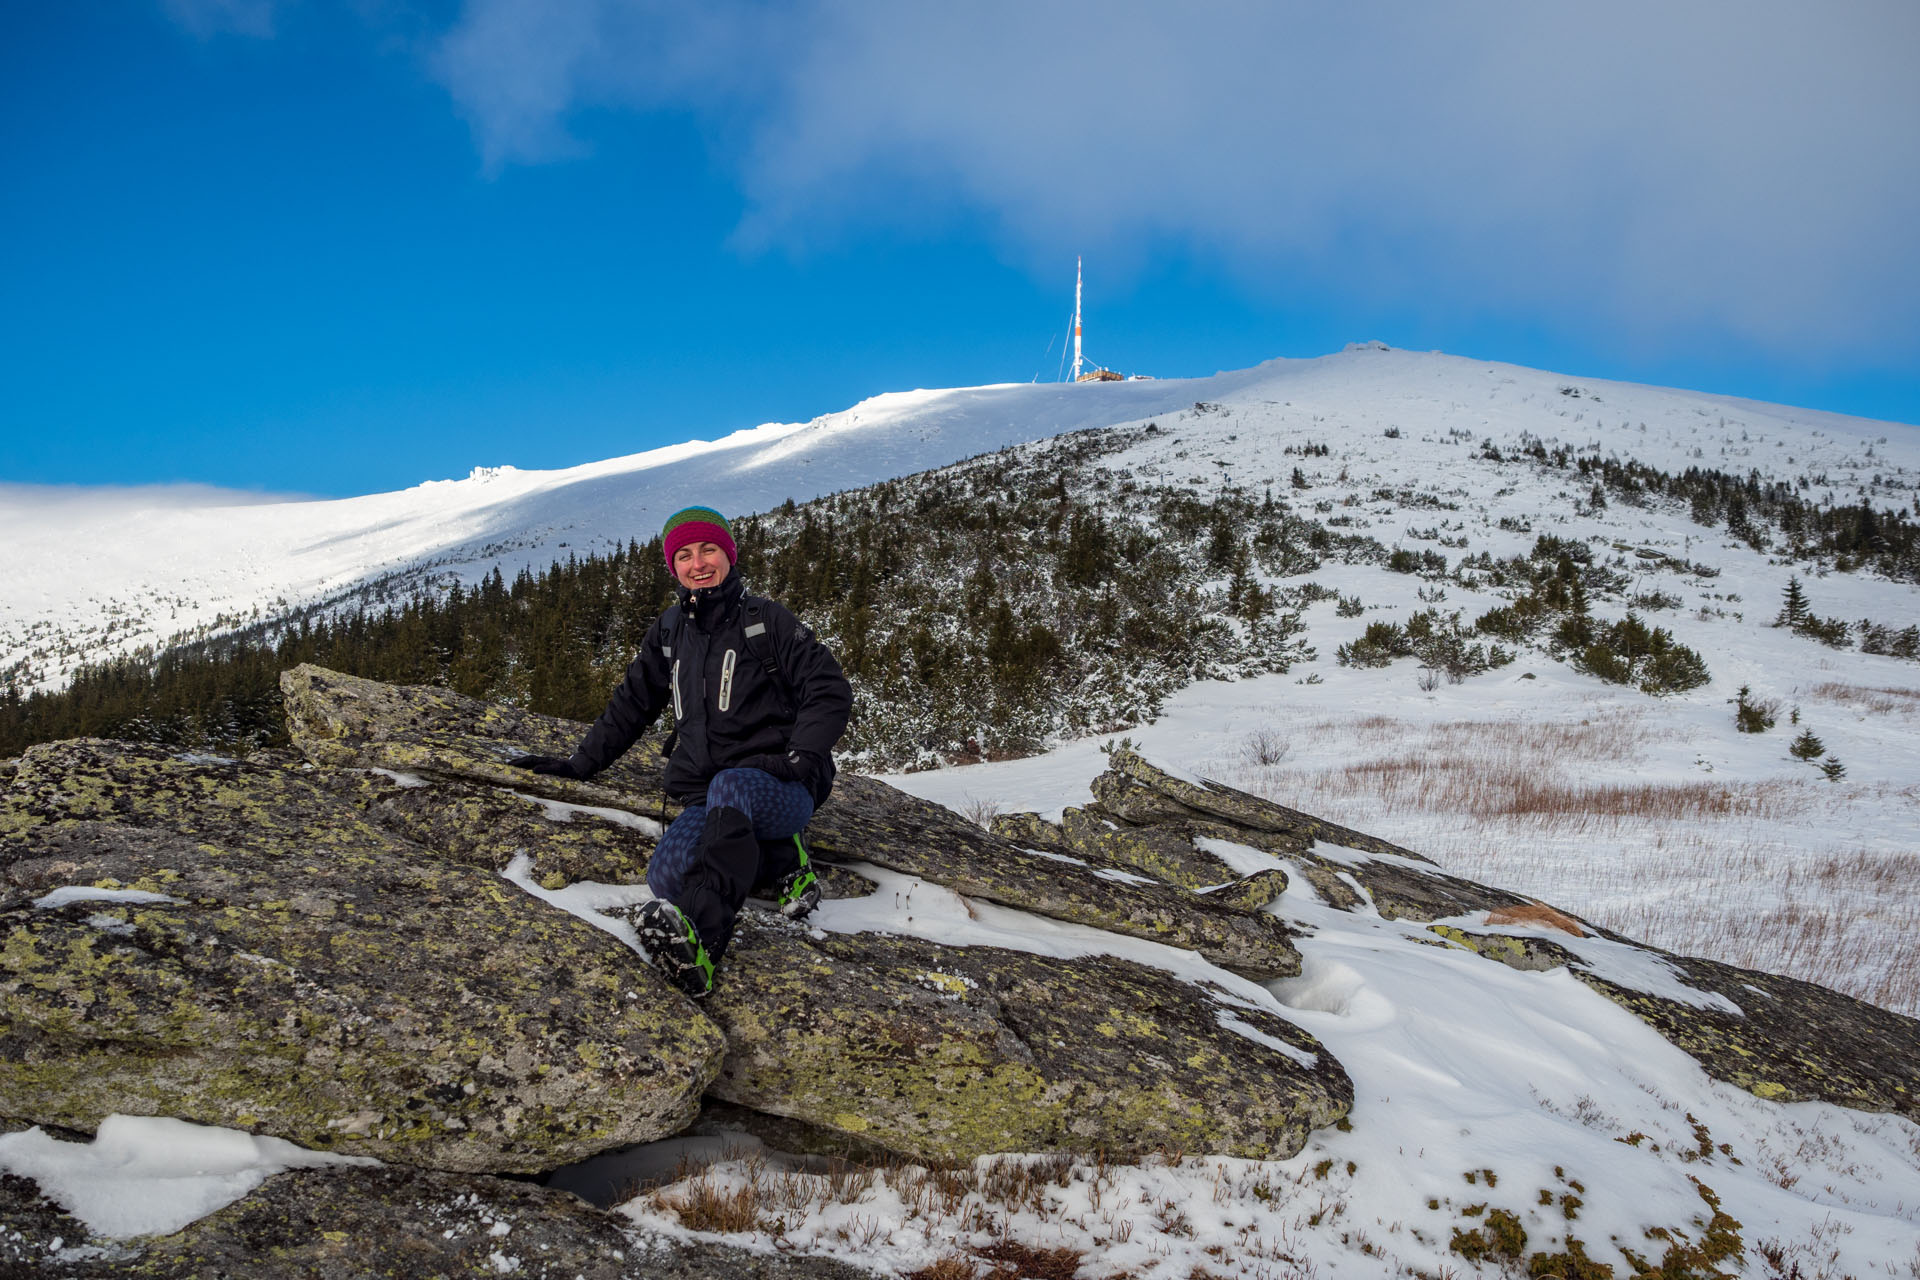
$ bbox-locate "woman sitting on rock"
[510,505,851,999]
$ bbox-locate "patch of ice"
[500,851,654,956]
[1215,1011,1318,1067]
[33,887,184,910]
[506,790,663,836]
[369,767,431,788]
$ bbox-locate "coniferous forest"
[0,427,1318,768]
[5,421,1915,767]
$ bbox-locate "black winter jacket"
[565,573,852,806]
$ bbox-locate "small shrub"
[1734,685,1777,734]
[1451,1207,1527,1262]
[1338,620,1412,668]
[1242,727,1289,766]
[1788,729,1825,761]
[1819,757,1847,781]
[1859,619,1920,659]
[1630,589,1682,611]
[975,1242,1085,1280]
[1335,593,1365,617]
[1573,614,1710,694]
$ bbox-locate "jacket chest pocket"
[717,648,738,712]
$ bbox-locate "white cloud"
[428,0,1920,360]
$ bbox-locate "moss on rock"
[702,914,1350,1163]
[1,741,726,1173]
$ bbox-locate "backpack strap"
[740,596,795,710]
[657,603,685,759]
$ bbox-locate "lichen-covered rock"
[280,663,680,819]
[1102,748,1920,1118]
[1058,807,1251,890]
[282,666,1302,979]
[1197,868,1292,913]
[323,766,659,888]
[704,913,1350,1163]
[988,809,1069,850]
[4,1162,874,1280]
[0,741,726,1173]
[1091,748,1422,860]
[1430,923,1920,1118]
[804,774,1302,979]
[1092,761,1533,922]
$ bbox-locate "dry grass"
[958,794,1005,830]
[1806,681,1920,716]
[1325,756,1801,828]
[636,1148,1328,1277]
[1215,715,1920,1016]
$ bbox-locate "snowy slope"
[5,347,1920,1273]
[6,344,1911,694]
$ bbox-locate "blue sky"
[5,2,1917,498]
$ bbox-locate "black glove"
[743,750,813,786]
[508,754,585,780]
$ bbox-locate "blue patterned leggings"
[648,768,815,951]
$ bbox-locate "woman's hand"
[742,750,816,786]
[508,754,586,779]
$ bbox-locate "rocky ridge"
[3,663,1916,1275]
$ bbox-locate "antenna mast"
[1071,256,1084,382]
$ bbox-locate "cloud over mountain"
[423,0,1920,363]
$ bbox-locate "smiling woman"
[508,503,852,1000]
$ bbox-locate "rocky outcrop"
[1,740,727,1173]
[1,667,1351,1184]
[1432,925,1920,1117]
[282,664,1304,980]
[703,914,1349,1164]
[1082,751,1539,921]
[1078,750,1920,1119]
[806,774,1300,979]
[7,655,1916,1275]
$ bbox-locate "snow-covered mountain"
[5,345,1920,1276]
[6,344,1909,696]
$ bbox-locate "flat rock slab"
[321,766,660,889]
[1,740,725,1173]
[282,665,1302,980]
[703,913,1351,1164]
[1,1162,874,1280]
[281,663,679,817]
[804,774,1301,979]
[1431,924,1920,1118]
[1092,749,1427,861]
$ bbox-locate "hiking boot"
[772,833,820,921]
[630,899,715,999]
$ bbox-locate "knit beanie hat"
[661,505,737,567]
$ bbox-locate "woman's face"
[673,541,731,591]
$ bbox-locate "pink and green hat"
[662,506,737,567]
